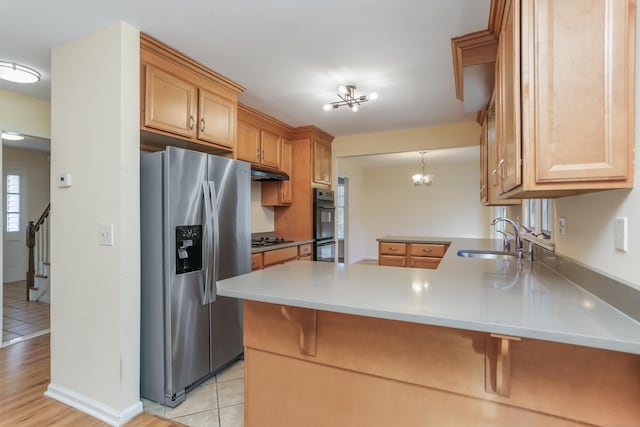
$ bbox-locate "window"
[5,174,21,232]
[522,198,553,242]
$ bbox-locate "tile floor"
[142,359,245,427]
[2,281,50,343]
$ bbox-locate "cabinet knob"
[200,118,205,133]
[389,247,398,251]
[422,249,433,254]
[190,115,195,130]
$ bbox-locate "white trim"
[45,383,143,427]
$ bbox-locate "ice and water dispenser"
[175,225,203,274]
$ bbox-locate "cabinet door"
[198,89,235,148]
[261,130,282,169]
[251,253,263,271]
[408,256,441,269]
[497,0,522,193]
[480,115,489,204]
[237,122,261,164]
[523,0,632,183]
[379,255,406,267]
[281,139,293,204]
[145,65,196,138]
[313,139,331,185]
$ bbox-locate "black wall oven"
[313,189,336,262]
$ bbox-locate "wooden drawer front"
[409,244,447,258]
[263,246,298,267]
[379,255,406,267]
[409,256,441,270]
[298,244,312,258]
[251,253,263,271]
[379,242,407,256]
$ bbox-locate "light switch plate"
[99,224,114,246]
[615,217,627,252]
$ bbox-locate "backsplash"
[251,181,275,233]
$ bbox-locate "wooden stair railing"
[26,203,51,300]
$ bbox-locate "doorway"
[337,177,348,264]
[2,137,51,345]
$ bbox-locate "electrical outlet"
[559,217,567,239]
[615,217,628,252]
[99,224,114,246]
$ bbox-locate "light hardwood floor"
[0,333,182,426]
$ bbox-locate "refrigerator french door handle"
[201,181,213,306]
[208,180,220,303]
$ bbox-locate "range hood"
[250,169,289,181]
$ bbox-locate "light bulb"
[338,85,348,96]
[351,104,358,112]
[323,104,332,111]
[412,174,423,185]
[369,92,379,101]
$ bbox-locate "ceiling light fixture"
[323,85,378,112]
[0,61,41,84]
[412,151,434,187]
[1,131,25,141]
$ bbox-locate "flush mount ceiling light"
[0,61,41,84]
[323,85,378,112]
[412,151,434,187]
[1,131,25,141]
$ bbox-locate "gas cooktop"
[251,237,294,248]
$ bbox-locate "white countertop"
[218,238,640,355]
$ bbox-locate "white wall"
[338,159,490,262]
[250,182,274,232]
[48,22,142,425]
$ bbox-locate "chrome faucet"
[495,230,510,251]
[491,217,522,259]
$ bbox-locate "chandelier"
[323,85,378,112]
[412,151,434,186]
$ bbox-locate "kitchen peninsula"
[218,238,640,426]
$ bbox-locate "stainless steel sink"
[457,249,517,260]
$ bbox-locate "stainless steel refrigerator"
[140,146,250,407]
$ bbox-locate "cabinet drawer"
[409,244,447,258]
[379,255,406,267]
[298,243,312,258]
[251,253,263,271]
[263,246,298,267]
[379,242,407,256]
[408,256,441,270]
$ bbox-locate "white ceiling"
[343,146,479,168]
[0,0,489,137]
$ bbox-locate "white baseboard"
[45,383,143,426]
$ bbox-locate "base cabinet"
[378,241,448,269]
[243,300,640,427]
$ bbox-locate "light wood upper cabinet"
[140,34,243,154]
[198,89,235,148]
[494,0,635,198]
[237,122,261,164]
[262,139,293,206]
[260,130,282,169]
[313,138,331,186]
[281,139,293,204]
[145,66,197,138]
[236,121,282,170]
